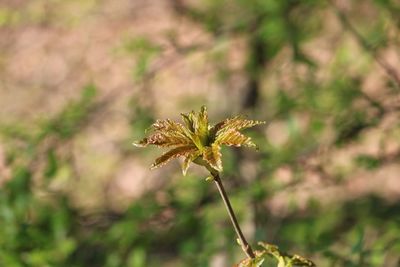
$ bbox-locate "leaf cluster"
[134,106,264,174]
[237,242,315,267]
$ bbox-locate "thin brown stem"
[212,172,255,259]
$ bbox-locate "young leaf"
[215,129,256,148]
[196,106,209,143]
[151,145,197,169]
[181,151,201,176]
[203,143,222,171]
[213,116,265,136]
[134,132,192,147]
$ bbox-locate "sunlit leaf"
[151,145,197,169]
[215,129,256,148]
[180,106,210,148]
[236,252,265,267]
[290,255,316,267]
[236,242,315,267]
[258,242,315,267]
[203,143,222,171]
[205,175,214,181]
[180,111,197,133]
[134,119,194,147]
[134,130,192,147]
[212,116,265,137]
[278,256,286,267]
[196,106,209,142]
[151,119,188,135]
[182,151,201,176]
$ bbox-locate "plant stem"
[212,172,255,259]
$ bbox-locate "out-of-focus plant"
[134,106,315,266]
[236,243,315,267]
[0,86,97,267]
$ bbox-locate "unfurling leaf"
[203,143,222,171]
[180,111,197,133]
[151,145,197,169]
[180,106,209,148]
[150,119,185,132]
[256,242,315,267]
[197,106,209,142]
[236,252,265,267]
[182,151,201,176]
[212,116,265,136]
[278,256,286,267]
[215,129,256,148]
[134,119,193,148]
[289,255,316,267]
[134,131,192,147]
[236,242,315,267]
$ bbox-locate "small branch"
[212,172,255,259]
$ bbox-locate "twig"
[212,172,255,259]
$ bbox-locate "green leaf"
[236,242,315,267]
[257,242,315,267]
[182,151,201,176]
[278,256,286,267]
[196,106,209,144]
[180,111,197,133]
[44,149,58,180]
[180,106,210,148]
[236,254,265,267]
[203,143,222,171]
[205,176,214,181]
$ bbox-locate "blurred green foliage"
[121,36,162,81]
[1,0,400,266]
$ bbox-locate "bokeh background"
[1,0,400,266]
